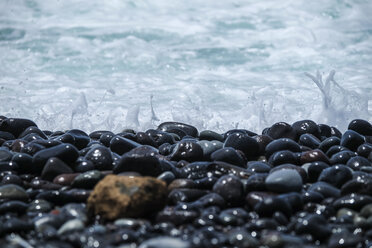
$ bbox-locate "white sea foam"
[0,0,371,133]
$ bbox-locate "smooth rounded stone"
[302,190,324,203]
[57,218,85,235]
[60,203,88,222]
[333,193,372,210]
[299,133,321,149]
[157,171,175,185]
[0,200,28,214]
[292,119,321,140]
[212,175,244,206]
[268,150,298,166]
[197,140,223,160]
[169,140,203,162]
[341,130,365,151]
[261,231,305,248]
[168,188,208,204]
[228,228,259,248]
[341,177,372,195]
[0,131,15,140]
[193,176,218,190]
[357,143,372,158]
[11,139,29,152]
[306,161,330,182]
[265,122,297,140]
[348,119,372,136]
[191,226,226,247]
[89,130,113,140]
[0,161,19,172]
[223,132,259,159]
[53,173,79,186]
[318,123,333,138]
[245,191,277,208]
[265,138,301,158]
[300,149,330,164]
[199,130,224,142]
[308,181,341,198]
[0,174,23,186]
[217,208,249,226]
[318,164,353,188]
[29,178,63,190]
[114,145,165,177]
[158,122,198,138]
[19,126,47,140]
[330,150,356,165]
[247,161,271,173]
[254,195,292,218]
[11,153,34,174]
[0,148,12,162]
[20,143,45,156]
[28,199,53,213]
[139,236,191,248]
[0,218,34,236]
[295,213,331,240]
[33,143,79,171]
[253,135,274,156]
[210,147,246,167]
[270,163,307,182]
[265,169,302,193]
[156,208,199,225]
[326,145,349,158]
[87,175,166,220]
[54,133,75,145]
[361,203,372,217]
[244,173,268,192]
[277,192,303,212]
[136,131,157,147]
[337,208,358,219]
[97,132,114,147]
[84,145,113,171]
[66,129,90,150]
[71,170,103,189]
[74,159,95,173]
[41,157,74,181]
[109,135,141,155]
[158,143,174,156]
[346,156,371,170]
[328,231,364,248]
[190,193,226,209]
[168,179,196,191]
[319,136,341,152]
[146,129,176,146]
[36,189,90,205]
[0,184,28,201]
[0,118,37,138]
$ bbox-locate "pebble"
[265,168,302,193]
[223,132,259,159]
[0,116,370,247]
[0,184,28,201]
[212,175,244,206]
[210,147,246,167]
[41,157,74,181]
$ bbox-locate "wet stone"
[340,130,365,151]
[333,193,372,211]
[295,214,331,240]
[268,150,298,166]
[217,208,249,226]
[247,161,271,173]
[33,144,79,171]
[0,184,28,202]
[330,150,356,165]
[169,140,204,162]
[84,145,113,171]
[157,171,175,184]
[265,138,301,158]
[291,119,321,140]
[109,135,141,155]
[139,236,191,248]
[87,175,167,220]
[306,161,330,182]
[299,133,321,149]
[28,199,53,213]
[348,119,372,136]
[212,174,244,206]
[319,136,341,152]
[300,149,329,164]
[210,147,246,167]
[197,140,223,160]
[199,130,224,142]
[0,118,37,138]
[308,181,341,198]
[265,168,303,193]
[0,200,28,214]
[41,157,74,181]
[265,122,297,140]
[114,145,164,176]
[224,132,259,159]
[346,156,371,170]
[71,170,103,189]
[318,164,353,188]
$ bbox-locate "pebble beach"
[0,117,372,247]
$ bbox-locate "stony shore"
[0,116,371,248]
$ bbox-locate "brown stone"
[87,175,167,220]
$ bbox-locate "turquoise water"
[0,0,371,132]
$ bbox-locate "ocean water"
[0,0,371,133]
